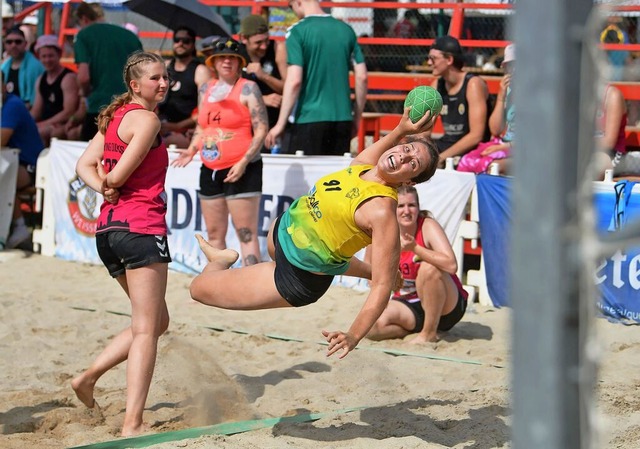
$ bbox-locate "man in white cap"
[30,34,80,146]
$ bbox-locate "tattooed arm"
[224,80,268,183]
[242,80,268,161]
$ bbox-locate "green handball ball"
[404,86,443,123]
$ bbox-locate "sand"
[0,250,638,449]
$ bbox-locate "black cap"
[431,35,462,55]
[200,35,222,52]
[205,37,247,68]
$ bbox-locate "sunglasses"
[427,53,448,63]
[4,39,25,45]
[214,40,240,52]
[173,37,193,45]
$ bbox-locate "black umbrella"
[124,0,231,37]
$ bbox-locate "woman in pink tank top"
[74,51,171,437]
[173,37,268,267]
[366,185,468,343]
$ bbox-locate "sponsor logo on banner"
[67,175,98,236]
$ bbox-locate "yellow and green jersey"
[278,165,397,275]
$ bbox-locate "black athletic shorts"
[437,290,467,331]
[96,231,171,278]
[283,121,352,156]
[198,158,263,200]
[396,287,467,333]
[272,214,334,307]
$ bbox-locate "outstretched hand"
[397,107,438,136]
[171,149,195,168]
[322,329,358,359]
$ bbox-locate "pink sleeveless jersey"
[393,216,468,301]
[96,103,169,235]
[196,77,253,170]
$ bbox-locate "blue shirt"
[1,51,45,106]
[1,93,45,166]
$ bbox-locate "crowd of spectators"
[1,0,639,253]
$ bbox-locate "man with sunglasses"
[73,1,142,141]
[1,27,44,109]
[158,26,211,149]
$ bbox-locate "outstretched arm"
[352,107,436,167]
[323,197,400,358]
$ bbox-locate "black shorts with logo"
[96,231,171,278]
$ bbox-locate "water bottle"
[271,139,281,154]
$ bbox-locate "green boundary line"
[67,406,366,449]
[71,307,502,368]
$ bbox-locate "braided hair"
[97,51,165,134]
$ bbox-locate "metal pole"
[511,0,593,448]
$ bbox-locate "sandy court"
[0,250,638,448]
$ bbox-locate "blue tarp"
[477,175,640,323]
[476,174,511,308]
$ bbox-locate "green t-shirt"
[286,15,365,124]
[74,23,143,113]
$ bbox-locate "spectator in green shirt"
[74,1,142,141]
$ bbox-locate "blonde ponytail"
[97,92,132,134]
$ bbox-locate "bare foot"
[121,422,151,438]
[195,234,239,267]
[408,333,439,345]
[71,374,96,408]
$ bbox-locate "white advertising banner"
[47,140,475,281]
